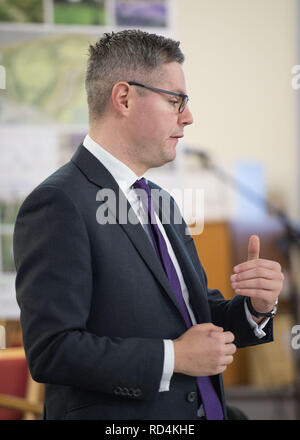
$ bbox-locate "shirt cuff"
[244,297,270,339]
[159,340,174,392]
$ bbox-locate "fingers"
[210,329,235,345]
[222,331,235,344]
[225,344,236,356]
[220,355,234,367]
[211,332,236,373]
[173,324,236,377]
[231,267,284,282]
[213,331,236,355]
[230,262,284,300]
[234,237,284,311]
[231,277,281,292]
[203,323,224,333]
[234,259,282,274]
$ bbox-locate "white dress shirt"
[82,134,269,393]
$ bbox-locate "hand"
[173,323,236,376]
[230,235,284,318]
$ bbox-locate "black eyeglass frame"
[127,81,189,114]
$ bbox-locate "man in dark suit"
[13,30,283,420]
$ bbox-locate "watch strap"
[246,296,278,318]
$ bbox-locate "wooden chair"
[0,347,43,420]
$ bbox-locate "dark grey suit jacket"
[13,144,273,420]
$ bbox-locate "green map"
[0,33,97,124]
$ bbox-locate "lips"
[170,134,184,139]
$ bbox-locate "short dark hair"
[85,29,184,120]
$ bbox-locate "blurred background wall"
[0,0,299,420]
[179,0,299,223]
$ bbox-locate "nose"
[179,104,194,126]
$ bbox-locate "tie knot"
[133,178,151,197]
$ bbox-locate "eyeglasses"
[127,81,189,114]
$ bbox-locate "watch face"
[269,304,277,318]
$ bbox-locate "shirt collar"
[83,134,143,194]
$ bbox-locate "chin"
[148,155,175,170]
[161,153,176,167]
[166,147,177,162]
[147,146,177,169]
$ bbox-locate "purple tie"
[133,178,224,420]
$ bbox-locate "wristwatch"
[246,297,278,318]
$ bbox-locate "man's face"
[126,62,193,174]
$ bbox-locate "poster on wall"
[0,0,44,23]
[0,0,173,28]
[0,32,90,125]
[115,0,168,27]
[53,0,107,26]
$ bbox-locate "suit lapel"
[162,223,211,323]
[149,182,211,323]
[71,144,186,323]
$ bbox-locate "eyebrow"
[174,89,187,95]
[158,81,186,95]
[164,86,186,95]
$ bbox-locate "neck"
[89,123,147,177]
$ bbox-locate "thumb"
[247,235,260,261]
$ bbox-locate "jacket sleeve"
[179,217,274,349]
[13,185,164,400]
[202,267,274,348]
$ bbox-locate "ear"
[111,82,132,116]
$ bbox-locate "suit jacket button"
[134,388,142,398]
[128,388,135,397]
[114,386,122,395]
[121,387,129,396]
[186,391,196,403]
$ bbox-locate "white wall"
[177,0,299,221]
